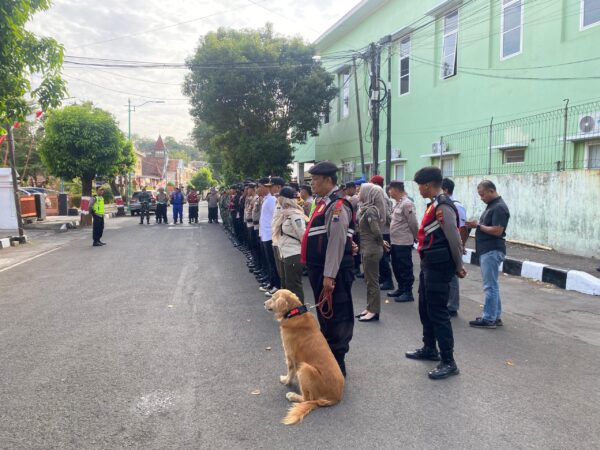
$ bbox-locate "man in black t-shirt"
[465,180,510,329]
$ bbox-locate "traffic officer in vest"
[89,186,106,247]
[300,161,356,377]
[405,166,466,380]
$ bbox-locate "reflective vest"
[301,190,355,268]
[92,196,105,215]
[416,193,458,259]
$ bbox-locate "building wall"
[297,0,600,181]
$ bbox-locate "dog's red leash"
[315,288,334,320]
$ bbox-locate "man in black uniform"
[406,166,466,380]
[301,161,356,377]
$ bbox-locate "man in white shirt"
[259,176,282,296]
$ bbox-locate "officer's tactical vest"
[301,190,355,269]
[417,193,459,259]
[92,196,104,215]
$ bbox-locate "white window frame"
[441,157,455,177]
[500,0,524,60]
[502,148,526,164]
[584,140,600,168]
[440,10,459,80]
[398,36,411,96]
[581,0,600,30]
[393,163,406,181]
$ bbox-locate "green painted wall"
[294,0,600,182]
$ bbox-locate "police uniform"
[89,193,105,246]
[138,189,151,224]
[407,191,464,379]
[300,161,356,376]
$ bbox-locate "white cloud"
[27,0,360,141]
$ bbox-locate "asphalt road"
[1,205,599,450]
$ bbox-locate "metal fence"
[440,99,600,177]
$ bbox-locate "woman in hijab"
[272,186,306,303]
[356,182,387,322]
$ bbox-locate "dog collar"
[284,305,309,320]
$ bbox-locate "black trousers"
[391,244,415,294]
[139,203,150,223]
[156,203,168,223]
[92,213,104,242]
[307,266,355,369]
[208,207,218,222]
[188,206,198,223]
[379,233,393,284]
[261,240,281,288]
[250,228,262,270]
[418,261,456,363]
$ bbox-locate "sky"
[27,0,361,143]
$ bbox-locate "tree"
[183,24,337,182]
[13,122,47,186]
[190,167,214,193]
[1,0,67,131]
[38,103,133,198]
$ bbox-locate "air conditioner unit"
[391,149,402,160]
[578,113,600,134]
[343,161,355,173]
[432,142,448,154]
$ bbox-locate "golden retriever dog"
[264,289,345,425]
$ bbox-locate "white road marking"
[0,247,61,273]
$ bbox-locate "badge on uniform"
[294,218,303,228]
[332,208,340,222]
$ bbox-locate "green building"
[294,0,600,257]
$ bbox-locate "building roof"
[167,159,183,172]
[154,135,166,152]
[315,0,389,49]
[142,156,165,178]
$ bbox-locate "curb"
[463,249,600,296]
[0,235,29,250]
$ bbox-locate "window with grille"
[503,148,525,164]
[399,36,410,95]
[441,10,458,79]
[441,158,455,176]
[501,0,523,59]
[587,143,600,168]
[581,0,600,29]
[393,164,405,181]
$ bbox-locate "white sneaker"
[268,288,279,295]
[259,285,271,292]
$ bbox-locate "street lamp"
[126,99,165,209]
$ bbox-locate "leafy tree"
[1,0,67,131]
[13,122,47,185]
[38,103,133,197]
[190,167,214,193]
[184,24,337,182]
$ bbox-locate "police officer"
[405,166,466,380]
[155,187,169,224]
[138,186,151,225]
[171,186,185,224]
[300,161,356,376]
[187,187,199,223]
[89,186,106,247]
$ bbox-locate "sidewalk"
[505,242,599,277]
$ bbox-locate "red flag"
[13,122,20,129]
[0,136,6,146]
[36,110,43,118]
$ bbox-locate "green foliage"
[190,167,214,193]
[38,103,128,196]
[184,25,337,183]
[100,183,114,203]
[12,122,46,184]
[0,0,67,130]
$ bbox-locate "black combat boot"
[405,346,441,361]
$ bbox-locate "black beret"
[345,181,356,189]
[271,176,285,186]
[309,161,338,176]
[288,182,299,190]
[279,186,296,199]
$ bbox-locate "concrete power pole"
[5,124,25,239]
[370,44,381,176]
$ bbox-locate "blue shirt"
[171,191,184,205]
[450,195,467,228]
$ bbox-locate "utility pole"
[352,56,366,179]
[385,88,392,184]
[369,43,381,176]
[5,124,25,239]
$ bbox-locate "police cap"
[308,161,338,177]
[345,181,356,189]
[258,176,273,186]
[279,186,296,199]
[271,177,285,186]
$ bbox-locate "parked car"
[130,190,157,216]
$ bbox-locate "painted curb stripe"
[542,266,568,289]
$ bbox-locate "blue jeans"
[172,204,183,222]
[480,250,505,321]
